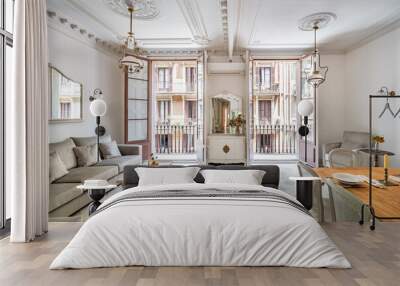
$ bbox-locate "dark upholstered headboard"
[123,165,280,189]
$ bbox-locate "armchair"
[322,131,370,167]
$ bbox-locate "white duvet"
[50,183,351,269]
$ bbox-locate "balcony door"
[299,55,317,166]
[248,59,299,162]
[151,57,204,162]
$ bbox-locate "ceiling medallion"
[298,12,336,31]
[103,0,160,20]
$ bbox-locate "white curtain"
[10,0,49,242]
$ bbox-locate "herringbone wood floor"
[0,222,399,286]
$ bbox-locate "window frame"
[1,0,14,232]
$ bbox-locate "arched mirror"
[49,65,83,122]
[211,92,244,135]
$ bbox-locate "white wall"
[48,26,124,143]
[344,26,400,166]
[317,54,346,159]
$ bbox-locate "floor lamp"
[298,100,314,163]
[89,96,107,162]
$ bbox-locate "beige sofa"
[49,135,142,218]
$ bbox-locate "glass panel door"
[125,58,150,159]
[299,55,317,166]
[196,54,204,163]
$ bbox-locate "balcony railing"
[155,124,198,154]
[254,124,297,154]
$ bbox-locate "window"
[158,67,172,91]
[257,67,271,89]
[185,67,196,92]
[258,100,271,123]
[1,0,14,230]
[157,100,170,122]
[185,100,196,121]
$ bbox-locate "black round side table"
[87,189,106,215]
[77,183,116,215]
[359,149,395,167]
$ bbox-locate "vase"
[235,126,240,135]
[374,142,379,152]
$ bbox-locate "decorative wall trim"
[47,10,122,58]
[176,0,209,46]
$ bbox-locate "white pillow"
[135,167,201,186]
[200,169,266,185]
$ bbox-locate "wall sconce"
[89,88,103,102]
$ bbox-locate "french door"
[125,57,151,160]
[299,55,318,166]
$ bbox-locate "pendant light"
[120,5,144,74]
[298,13,336,88]
[307,24,328,88]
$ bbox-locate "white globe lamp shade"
[298,100,314,117]
[90,99,107,117]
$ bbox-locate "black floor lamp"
[297,99,314,163]
[89,89,107,162]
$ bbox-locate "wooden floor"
[0,222,399,286]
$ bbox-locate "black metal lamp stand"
[298,116,310,162]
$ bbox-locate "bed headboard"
[122,165,280,189]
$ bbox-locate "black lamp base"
[95,126,106,136]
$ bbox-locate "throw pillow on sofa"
[99,140,122,159]
[49,151,69,183]
[73,144,99,167]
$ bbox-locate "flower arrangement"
[372,135,385,144]
[372,135,384,150]
[149,153,159,166]
[229,114,246,135]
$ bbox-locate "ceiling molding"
[176,0,209,46]
[66,0,123,40]
[345,8,400,53]
[47,9,122,58]
[136,37,198,47]
[227,0,242,60]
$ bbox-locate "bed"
[50,166,350,269]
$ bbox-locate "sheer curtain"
[9,0,49,242]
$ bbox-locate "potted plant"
[229,114,246,135]
[372,135,385,151]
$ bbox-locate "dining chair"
[328,149,359,168]
[297,162,324,222]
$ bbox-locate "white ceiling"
[47,0,400,56]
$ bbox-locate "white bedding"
[50,183,351,269]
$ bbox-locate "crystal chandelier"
[307,23,328,88]
[120,5,144,74]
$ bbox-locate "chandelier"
[307,24,328,87]
[120,5,144,74]
[298,13,335,88]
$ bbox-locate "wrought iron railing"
[254,124,297,154]
[155,124,197,154]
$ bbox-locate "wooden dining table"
[313,167,400,219]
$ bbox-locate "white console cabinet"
[207,135,246,164]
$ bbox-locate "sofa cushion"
[54,166,119,183]
[99,140,121,159]
[71,134,112,147]
[96,155,141,173]
[49,183,82,212]
[49,151,69,183]
[49,138,77,170]
[73,144,99,167]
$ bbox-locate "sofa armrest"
[322,142,342,155]
[118,144,142,156]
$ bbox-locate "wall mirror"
[49,65,83,122]
[211,92,244,135]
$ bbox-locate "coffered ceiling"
[47,0,400,57]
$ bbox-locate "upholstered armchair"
[322,131,370,167]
